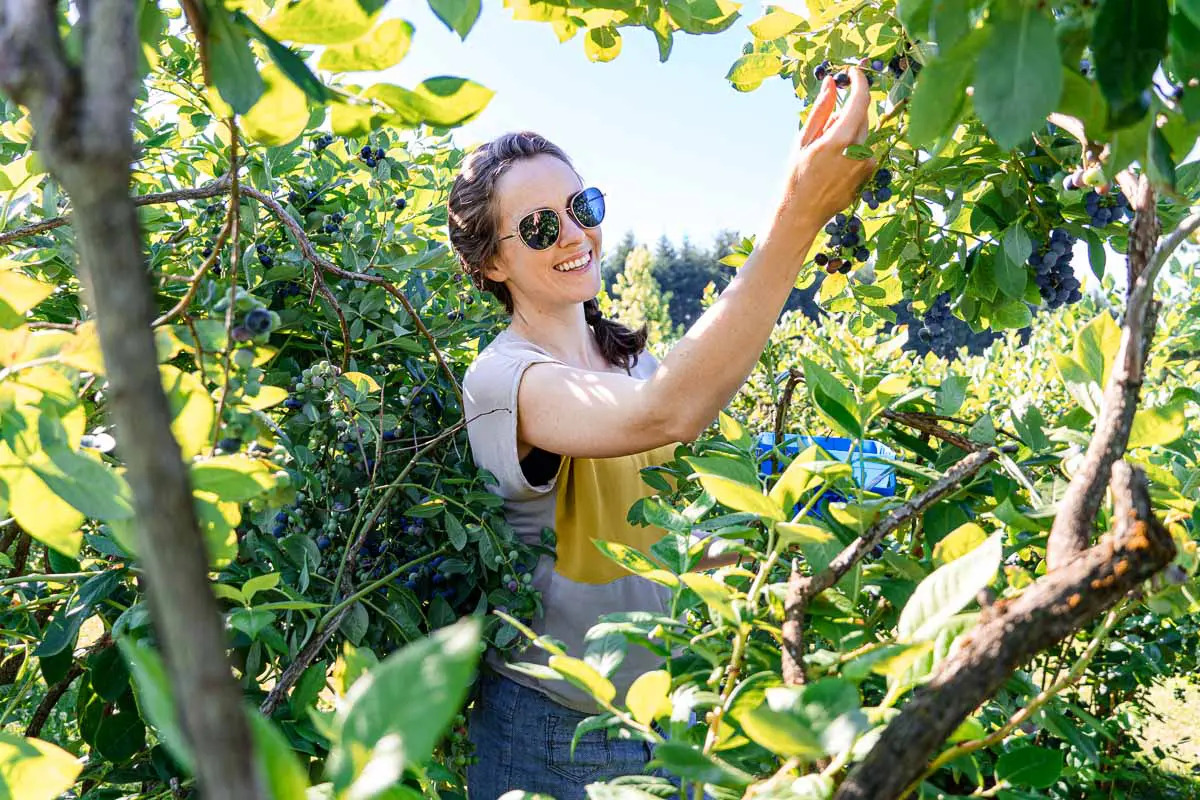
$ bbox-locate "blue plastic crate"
[754,433,897,498]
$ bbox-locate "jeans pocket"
[545,714,611,783]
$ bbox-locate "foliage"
[600,245,678,355]
[0,0,1197,798]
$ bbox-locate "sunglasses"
[499,187,606,250]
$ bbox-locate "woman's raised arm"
[517,69,877,459]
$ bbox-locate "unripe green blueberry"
[233,348,255,369]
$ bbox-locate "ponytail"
[583,298,647,373]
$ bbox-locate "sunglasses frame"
[499,187,606,251]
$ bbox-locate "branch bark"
[0,2,263,797]
[781,449,997,684]
[834,462,1174,800]
[1045,174,1159,571]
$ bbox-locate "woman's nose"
[557,211,587,246]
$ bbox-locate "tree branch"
[0,176,232,247]
[781,448,997,684]
[1045,174,1160,571]
[237,184,463,407]
[834,462,1175,800]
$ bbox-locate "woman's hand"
[779,67,876,232]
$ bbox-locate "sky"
[388,0,800,249]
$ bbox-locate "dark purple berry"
[834,72,851,88]
[231,326,252,343]
[218,437,241,452]
[814,252,829,266]
[244,308,273,335]
[875,186,892,202]
[317,535,331,550]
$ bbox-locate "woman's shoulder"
[463,329,559,404]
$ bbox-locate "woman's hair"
[447,131,647,372]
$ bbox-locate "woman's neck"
[509,303,606,370]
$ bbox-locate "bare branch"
[782,449,997,684]
[835,462,1175,800]
[1046,175,1160,571]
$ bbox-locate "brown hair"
[446,131,647,372]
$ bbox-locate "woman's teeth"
[554,254,590,272]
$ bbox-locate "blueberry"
[373,148,384,160]
[825,221,839,235]
[382,429,398,442]
[814,60,830,80]
[870,59,884,72]
[855,247,870,262]
[394,198,407,211]
[875,168,892,185]
[244,308,273,335]
[259,254,273,267]
[272,524,286,538]
[862,189,876,206]
[344,441,357,454]
[834,72,851,88]
[837,261,851,274]
[201,247,213,257]
[846,217,862,233]
[284,398,303,410]
[829,234,842,247]
[256,244,269,254]
[360,146,372,158]
[218,437,241,452]
[814,252,829,266]
[317,535,332,551]
[876,186,892,202]
[275,511,288,523]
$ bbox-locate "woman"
[447,69,875,799]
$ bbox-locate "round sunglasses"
[499,187,606,251]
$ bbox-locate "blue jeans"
[466,669,656,800]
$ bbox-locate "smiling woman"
[446,76,875,796]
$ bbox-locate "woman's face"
[485,154,603,315]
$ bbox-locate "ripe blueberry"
[244,308,273,335]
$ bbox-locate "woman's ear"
[481,255,509,284]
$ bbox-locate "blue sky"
[389,1,798,250]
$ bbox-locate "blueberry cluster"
[359,145,386,168]
[287,188,321,207]
[1029,228,1082,309]
[255,243,274,267]
[861,168,893,210]
[812,60,853,88]
[312,133,334,152]
[894,294,1005,360]
[1083,189,1131,228]
[322,211,346,235]
[813,213,868,274]
[887,52,921,78]
[273,281,303,302]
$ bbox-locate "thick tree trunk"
[0,0,264,795]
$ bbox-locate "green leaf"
[327,619,480,795]
[1128,398,1188,449]
[907,31,983,147]
[896,0,932,39]
[262,0,375,44]
[242,572,280,603]
[248,712,310,799]
[319,19,413,72]
[995,745,1064,789]
[0,731,84,799]
[119,637,194,775]
[647,741,753,788]
[812,385,863,438]
[936,375,967,416]
[242,64,310,147]
[1147,125,1177,191]
[367,77,494,128]
[991,299,1033,331]
[445,511,467,550]
[718,411,752,449]
[997,226,1031,299]
[236,12,329,103]
[769,445,835,512]
[973,5,1063,150]
[736,702,824,760]
[898,532,1001,642]
[428,0,480,39]
[1074,312,1121,387]
[1093,0,1169,111]
[207,7,265,114]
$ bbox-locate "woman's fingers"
[816,68,871,147]
[799,76,837,147]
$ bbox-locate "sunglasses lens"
[518,209,560,250]
[572,188,605,228]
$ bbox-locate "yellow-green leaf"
[592,540,675,585]
[748,9,805,40]
[549,655,616,705]
[319,18,413,72]
[9,465,83,557]
[243,384,288,411]
[242,65,309,147]
[681,573,737,621]
[0,271,54,321]
[190,456,274,503]
[696,475,783,521]
[718,411,751,448]
[626,670,672,726]
[330,101,378,137]
[368,77,494,128]
[932,522,989,567]
[585,25,622,62]
[58,321,106,374]
[0,731,84,800]
[1128,398,1188,449]
[262,0,374,44]
[161,366,214,460]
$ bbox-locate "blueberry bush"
[0,0,1197,798]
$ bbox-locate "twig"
[781,449,996,684]
[152,189,236,327]
[773,368,803,462]
[835,462,1175,800]
[26,633,112,737]
[210,122,241,454]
